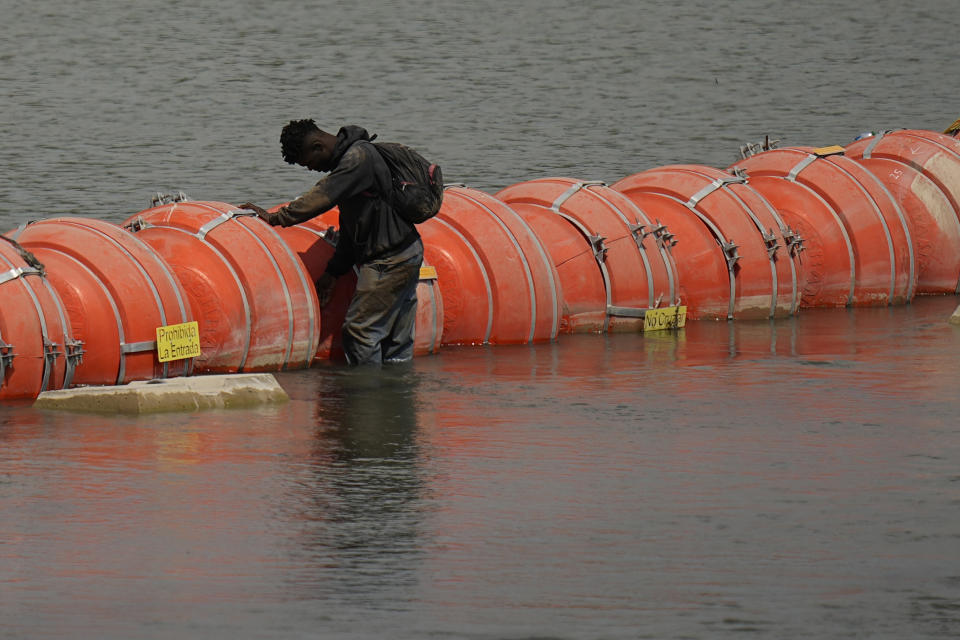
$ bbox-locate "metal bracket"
[783,228,805,256]
[648,221,676,249]
[60,338,84,390]
[588,234,608,262]
[730,167,749,181]
[762,229,780,259]
[0,266,44,287]
[607,305,647,319]
[151,191,190,207]
[722,240,740,269]
[738,134,780,159]
[121,340,157,354]
[686,174,745,209]
[66,339,85,366]
[627,222,646,248]
[124,216,150,233]
[44,340,62,362]
[196,209,258,239]
[0,337,14,381]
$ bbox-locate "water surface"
[2,1,960,637]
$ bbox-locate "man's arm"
[273,145,376,227]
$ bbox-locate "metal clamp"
[626,222,647,248]
[722,240,740,270]
[0,337,14,381]
[121,341,158,354]
[782,228,805,257]
[607,305,647,319]
[686,175,740,209]
[588,234,608,262]
[648,221,676,249]
[762,229,780,259]
[738,135,780,159]
[151,191,190,207]
[124,216,150,233]
[66,339,84,366]
[0,266,44,287]
[61,338,84,390]
[196,209,258,239]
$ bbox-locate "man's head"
[280,119,338,172]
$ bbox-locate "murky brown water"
[3,295,960,638]
[4,0,960,637]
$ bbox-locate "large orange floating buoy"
[497,178,679,332]
[612,165,800,320]
[418,186,560,345]
[716,166,853,308]
[730,146,916,307]
[0,236,79,400]
[9,217,191,386]
[123,201,319,373]
[845,130,960,293]
[486,190,605,332]
[273,211,444,360]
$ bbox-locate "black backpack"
[372,142,444,224]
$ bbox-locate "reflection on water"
[2,298,960,638]
[276,367,428,607]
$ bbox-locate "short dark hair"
[280,119,321,164]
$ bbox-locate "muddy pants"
[341,239,423,365]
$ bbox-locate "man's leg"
[341,240,423,366]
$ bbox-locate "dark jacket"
[273,125,420,277]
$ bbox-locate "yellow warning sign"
[156,321,201,363]
[419,265,438,280]
[644,306,687,332]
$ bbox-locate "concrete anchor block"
[950,304,960,326]
[33,373,289,414]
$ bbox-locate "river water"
[2,0,960,638]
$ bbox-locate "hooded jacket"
[273,125,420,277]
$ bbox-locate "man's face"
[299,131,334,172]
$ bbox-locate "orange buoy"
[273,213,444,360]
[610,179,728,320]
[9,217,190,386]
[730,146,916,306]
[497,194,607,332]
[0,236,79,400]
[717,167,854,308]
[845,130,960,293]
[613,165,799,319]
[123,201,319,373]
[418,186,560,345]
[497,178,680,332]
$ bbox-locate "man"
[241,120,423,365]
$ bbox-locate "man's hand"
[238,202,278,225]
[316,272,336,307]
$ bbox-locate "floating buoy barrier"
[9,217,190,386]
[273,210,444,360]
[730,146,916,307]
[613,165,801,320]
[419,186,561,345]
[845,130,960,294]
[0,236,78,400]
[4,123,960,404]
[497,178,679,332]
[123,200,319,373]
